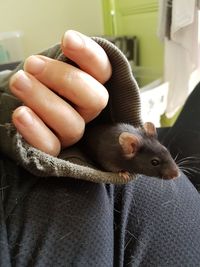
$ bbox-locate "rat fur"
[81,122,179,180]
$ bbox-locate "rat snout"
[162,166,180,180]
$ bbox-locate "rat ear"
[119,132,141,158]
[143,122,157,138]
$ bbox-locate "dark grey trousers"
[1,157,200,267]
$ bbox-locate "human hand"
[9,30,111,156]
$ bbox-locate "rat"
[81,122,180,180]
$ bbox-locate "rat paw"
[119,170,130,180]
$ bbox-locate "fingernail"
[24,56,46,75]
[14,107,34,126]
[62,30,84,50]
[10,70,32,91]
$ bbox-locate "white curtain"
[158,0,200,117]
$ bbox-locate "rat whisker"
[179,165,200,172]
[176,156,200,162]
[177,160,200,169]
[179,168,191,176]
[189,166,200,171]
[178,162,195,168]
[182,160,200,167]
[179,165,191,171]
[179,166,200,176]
[185,167,200,174]
[176,156,200,165]
[183,155,200,160]
[177,160,193,166]
[173,153,180,162]
[192,168,200,173]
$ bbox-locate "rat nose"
[166,168,180,179]
[163,167,180,180]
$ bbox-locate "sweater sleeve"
[0,38,142,184]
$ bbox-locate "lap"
[1,157,113,267]
[114,174,200,266]
[1,156,200,267]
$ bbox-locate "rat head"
[119,122,180,179]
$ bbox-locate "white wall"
[0,0,104,57]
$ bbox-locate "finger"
[12,106,61,156]
[61,30,112,84]
[9,70,85,148]
[23,55,109,123]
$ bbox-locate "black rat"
[81,122,180,180]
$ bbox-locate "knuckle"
[63,67,78,84]
[82,92,109,123]
[90,90,109,113]
[24,55,46,76]
[58,68,78,95]
[45,138,61,157]
[72,119,85,142]
[60,117,85,147]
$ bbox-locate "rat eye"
[151,158,160,166]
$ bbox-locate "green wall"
[102,0,164,86]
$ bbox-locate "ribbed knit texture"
[92,38,142,126]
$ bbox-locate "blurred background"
[0,0,104,58]
[0,0,199,126]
